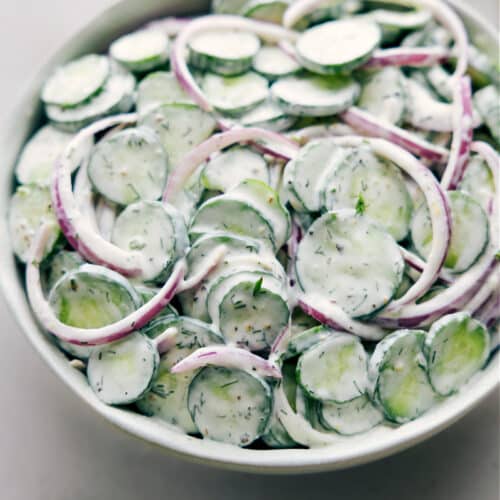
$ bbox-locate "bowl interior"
[0,0,498,473]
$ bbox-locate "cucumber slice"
[459,155,496,212]
[411,191,489,273]
[210,271,290,350]
[15,125,93,186]
[110,30,169,72]
[135,288,178,322]
[201,147,269,192]
[297,333,368,403]
[253,45,301,80]
[88,127,168,205]
[140,103,216,168]
[322,145,413,242]
[284,139,350,212]
[189,30,261,76]
[271,74,360,117]
[239,100,296,131]
[43,250,84,293]
[57,339,94,361]
[138,316,224,433]
[474,85,500,145]
[187,366,272,446]
[228,179,291,249]
[137,72,192,115]
[296,19,380,75]
[212,0,248,14]
[49,264,141,328]
[425,312,490,396]
[190,196,276,250]
[287,325,336,357]
[425,65,453,102]
[296,211,404,318]
[367,9,431,43]
[369,329,436,423]
[46,69,135,132]
[201,71,269,116]
[290,309,320,337]
[8,184,60,262]
[357,67,406,126]
[111,201,188,282]
[88,331,159,405]
[242,0,289,24]
[42,54,110,107]
[318,394,383,435]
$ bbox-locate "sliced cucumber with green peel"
[458,155,496,212]
[474,85,500,145]
[212,0,248,14]
[88,331,159,405]
[15,125,93,186]
[8,184,60,262]
[189,30,261,76]
[271,74,360,117]
[188,366,272,446]
[190,196,276,250]
[43,250,84,293]
[369,329,436,424]
[57,339,94,361]
[297,333,368,402]
[284,139,350,212]
[88,127,168,205]
[318,394,384,435]
[201,147,269,192]
[287,325,336,358]
[135,289,177,322]
[367,9,431,43]
[296,19,380,75]
[42,54,110,107]
[322,146,413,241]
[46,69,135,132]
[111,201,188,283]
[110,30,169,72]
[357,67,406,125]
[253,45,301,80]
[201,71,269,116]
[296,211,404,318]
[242,0,289,24]
[49,264,141,328]
[210,271,289,350]
[411,191,489,273]
[228,179,291,249]
[239,100,296,131]
[140,103,216,168]
[425,313,490,396]
[137,72,192,115]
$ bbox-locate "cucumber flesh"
[271,74,360,117]
[137,72,193,115]
[88,127,168,205]
[296,19,380,75]
[242,0,289,24]
[287,325,336,357]
[201,71,269,116]
[88,331,159,405]
[49,263,141,328]
[425,312,490,396]
[296,211,404,318]
[252,45,301,80]
[188,366,272,446]
[110,30,169,72]
[43,250,84,293]
[322,145,413,242]
[458,155,496,212]
[369,329,436,423]
[239,100,296,132]
[297,333,368,403]
[42,54,110,107]
[201,147,269,192]
[8,184,60,263]
[474,85,500,145]
[411,191,489,273]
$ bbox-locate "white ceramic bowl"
[0,0,498,474]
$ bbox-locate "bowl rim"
[0,0,498,474]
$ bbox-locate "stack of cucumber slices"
[7,0,499,450]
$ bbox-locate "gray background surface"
[0,1,498,499]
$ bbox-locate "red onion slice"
[171,346,282,378]
[341,107,449,163]
[399,246,454,284]
[26,224,186,346]
[364,47,449,69]
[162,127,299,202]
[440,76,473,190]
[331,136,452,308]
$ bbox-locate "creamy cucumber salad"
[8,0,499,449]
